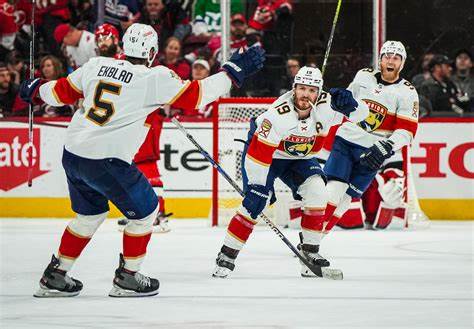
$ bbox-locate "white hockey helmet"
[379,40,407,69]
[293,66,323,90]
[123,23,158,67]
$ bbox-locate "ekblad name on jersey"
[245,90,369,186]
[39,56,231,163]
[337,68,419,151]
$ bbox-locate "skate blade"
[212,266,231,278]
[33,285,80,298]
[108,284,159,298]
[301,267,343,280]
[152,227,171,234]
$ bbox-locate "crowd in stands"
[0,0,472,118]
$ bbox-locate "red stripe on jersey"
[53,78,83,104]
[310,135,327,154]
[170,80,201,111]
[379,113,418,137]
[246,135,277,166]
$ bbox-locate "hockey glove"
[221,46,266,88]
[329,88,358,117]
[242,184,270,219]
[19,78,45,105]
[359,140,395,171]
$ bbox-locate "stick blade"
[322,267,344,280]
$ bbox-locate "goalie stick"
[172,118,343,280]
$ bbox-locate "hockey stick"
[27,0,36,187]
[172,117,343,280]
[321,0,342,78]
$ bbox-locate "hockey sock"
[323,194,352,235]
[300,208,325,245]
[123,208,156,272]
[223,212,257,250]
[58,212,108,271]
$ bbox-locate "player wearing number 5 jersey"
[19,23,265,298]
[213,66,369,278]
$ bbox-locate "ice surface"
[0,219,472,328]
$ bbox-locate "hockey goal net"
[211,97,429,229]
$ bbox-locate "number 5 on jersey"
[86,80,122,125]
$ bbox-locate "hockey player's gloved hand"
[242,184,270,219]
[221,46,266,88]
[359,140,395,171]
[329,88,358,116]
[19,78,45,105]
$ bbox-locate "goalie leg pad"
[58,211,108,271]
[373,202,396,229]
[122,207,157,272]
[323,193,351,234]
[336,198,365,229]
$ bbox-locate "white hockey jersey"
[337,68,419,151]
[245,90,369,185]
[39,56,231,163]
[64,31,98,69]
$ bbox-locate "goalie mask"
[379,40,407,71]
[123,23,158,67]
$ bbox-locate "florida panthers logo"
[358,99,388,132]
[283,135,315,157]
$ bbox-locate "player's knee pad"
[297,175,328,209]
[125,207,158,235]
[69,211,108,237]
[327,180,349,206]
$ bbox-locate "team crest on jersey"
[358,99,388,132]
[283,135,315,157]
[258,119,272,138]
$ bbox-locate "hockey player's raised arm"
[147,47,266,111]
[244,112,282,186]
[387,86,419,151]
[18,60,87,106]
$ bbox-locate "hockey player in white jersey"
[213,66,369,278]
[321,41,419,234]
[19,23,265,297]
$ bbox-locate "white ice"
[0,219,472,329]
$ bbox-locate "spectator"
[192,0,243,34]
[138,0,191,51]
[451,49,474,112]
[6,51,28,86]
[248,0,292,34]
[0,0,17,57]
[54,23,98,69]
[100,0,140,33]
[279,56,300,94]
[157,37,191,80]
[40,55,65,80]
[39,55,74,117]
[419,55,470,115]
[191,59,210,80]
[0,62,27,117]
[412,52,434,89]
[191,59,213,117]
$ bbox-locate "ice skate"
[109,254,159,297]
[33,255,83,298]
[212,246,239,278]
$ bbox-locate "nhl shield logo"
[283,135,315,157]
[358,99,389,132]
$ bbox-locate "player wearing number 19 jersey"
[19,23,265,298]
